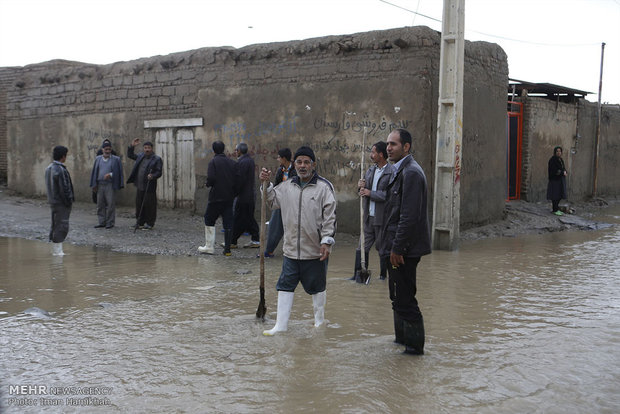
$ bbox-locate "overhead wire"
[379,0,603,47]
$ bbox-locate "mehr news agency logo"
[6,384,113,407]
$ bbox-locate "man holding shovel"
[259,146,336,336]
[350,141,392,282]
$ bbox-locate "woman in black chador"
[547,146,567,215]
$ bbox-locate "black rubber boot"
[393,311,404,345]
[348,250,362,280]
[354,251,370,284]
[379,256,387,280]
[223,229,232,256]
[403,317,425,355]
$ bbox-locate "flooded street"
[2,207,620,413]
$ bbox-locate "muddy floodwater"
[2,207,620,413]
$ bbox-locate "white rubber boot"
[197,226,215,254]
[263,291,294,336]
[52,243,65,256]
[312,290,326,327]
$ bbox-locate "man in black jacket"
[45,145,74,256]
[231,142,260,248]
[379,129,431,355]
[127,138,163,230]
[199,141,237,255]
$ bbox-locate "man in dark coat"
[231,142,260,248]
[45,145,74,256]
[379,128,431,355]
[198,141,237,255]
[127,138,163,230]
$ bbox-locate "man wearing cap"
[259,146,336,335]
[379,128,431,355]
[90,141,124,229]
[127,138,163,230]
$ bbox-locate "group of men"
[258,128,430,356]
[45,139,163,255]
[197,141,291,256]
[45,128,430,356]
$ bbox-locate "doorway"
[144,118,203,209]
[507,102,522,200]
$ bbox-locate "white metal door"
[175,129,195,209]
[155,128,176,208]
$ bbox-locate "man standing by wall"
[231,142,260,248]
[350,141,392,281]
[199,140,237,255]
[263,147,296,258]
[90,141,124,229]
[379,129,431,355]
[127,138,163,230]
[45,145,74,256]
[260,146,336,336]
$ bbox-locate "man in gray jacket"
[351,141,392,282]
[45,145,74,256]
[259,146,336,336]
[89,141,124,229]
[379,128,431,355]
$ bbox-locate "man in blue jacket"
[127,138,163,230]
[379,128,431,355]
[90,141,124,229]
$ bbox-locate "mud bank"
[0,185,615,256]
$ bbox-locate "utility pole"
[431,0,465,251]
[592,42,605,198]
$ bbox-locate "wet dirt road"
[1,205,619,413]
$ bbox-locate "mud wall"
[520,97,620,203]
[2,26,508,233]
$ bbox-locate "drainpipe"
[592,42,605,197]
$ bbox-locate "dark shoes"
[94,224,105,228]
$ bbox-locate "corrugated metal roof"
[508,78,591,99]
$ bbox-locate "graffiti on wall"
[313,113,411,137]
[213,116,299,148]
[81,128,127,158]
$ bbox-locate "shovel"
[357,127,371,284]
[256,179,267,320]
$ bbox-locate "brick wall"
[1,26,509,232]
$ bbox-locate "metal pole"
[592,42,605,197]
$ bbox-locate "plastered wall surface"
[2,26,509,233]
[520,97,620,203]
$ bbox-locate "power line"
[379,0,603,47]
[379,0,441,23]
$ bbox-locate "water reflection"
[1,206,619,413]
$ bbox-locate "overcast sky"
[1,0,619,103]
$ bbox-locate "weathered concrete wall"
[520,97,620,203]
[2,26,509,233]
[0,68,17,181]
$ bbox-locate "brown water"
[1,207,620,413]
